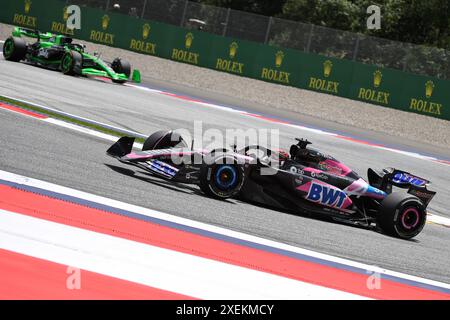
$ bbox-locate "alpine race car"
[107,130,436,239]
[2,27,136,84]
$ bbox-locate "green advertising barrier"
[126,19,173,59]
[252,46,303,87]
[350,63,404,108]
[349,63,449,120]
[208,38,256,78]
[399,74,449,120]
[297,54,355,98]
[1,0,449,121]
[1,0,59,30]
[168,28,213,67]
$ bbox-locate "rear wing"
[12,26,52,40]
[368,168,435,207]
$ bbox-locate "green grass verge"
[0,95,146,144]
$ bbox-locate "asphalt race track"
[0,56,449,284]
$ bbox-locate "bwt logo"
[392,173,426,187]
[306,183,348,208]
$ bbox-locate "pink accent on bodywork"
[345,178,368,194]
[341,197,353,209]
[323,159,352,176]
[296,181,312,193]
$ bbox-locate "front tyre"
[3,37,27,62]
[377,192,426,239]
[111,58,131,78]
[199,155,245,200]
[61,51,82,76]
[142,130,188,151]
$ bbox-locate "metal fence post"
[222,8,231,37]
[141,0,148,19]
[352,35,360,61]
[180,0,189,27]
[305,24,314,52]
[264,16,273,44]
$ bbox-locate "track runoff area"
[0,87,450,303]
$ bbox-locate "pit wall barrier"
[1,0,448,120]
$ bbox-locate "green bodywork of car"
[4,27,140,83]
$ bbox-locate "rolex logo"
[425,80,434,98]
[24,0,32,14]
[275,51,284,68]
[101,15,110,30]
[323,60,333,78]
[185,32,194,49]
[373,70,382,88]
[142,23,151,40]
[229,42,238,59]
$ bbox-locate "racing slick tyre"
[376,192,426,239]
[142,130,188,151]
[199,155,245,200]
[61,50,82,76]
[3,37,27,62]
[111,58,131,78]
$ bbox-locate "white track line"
[1,169,449,290]
[0,209,367,300]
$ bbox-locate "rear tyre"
[142,130,188,151]
[61,51,82,76]
[376,192,426,239]
[199,155,245,200]
[111,58,131,78]
[3,37,27,62]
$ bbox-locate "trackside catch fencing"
[1,0,449,120]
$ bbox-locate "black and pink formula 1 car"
[107,130,436,239]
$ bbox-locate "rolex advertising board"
[350,63,404,108]
[208,37,261,78]
[253,46,302,87]
[298,54,355,98]
[168,29,213,67]
[74,7,129,49]
[5,0,52,30]
[127,20,170,58]
[400,75,449,120]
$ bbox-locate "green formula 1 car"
[3,27,140,84]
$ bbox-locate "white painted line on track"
[0,169,449,290]
[0,94,148,139]
[428,213,450,228]
[43,118,144,148]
